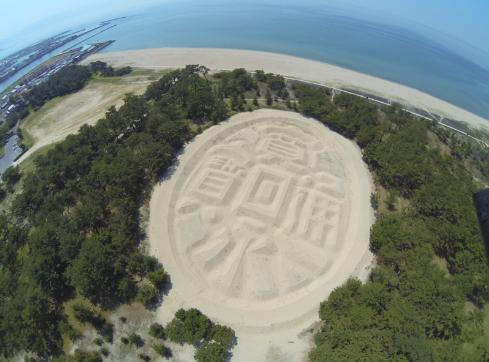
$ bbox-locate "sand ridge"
[148,110,374,361]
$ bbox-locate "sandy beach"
[148,109,374,361]
[84,47,489,131]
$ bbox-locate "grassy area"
[0,180,22,214]
[19,128,35,149]
[92,68,170,84]
[17,73,153,166]
[0,144,4,158]
[91,74,126,84]
[20,70,158,139]
[432,255,450,276]
[129,67,171,80]
[62,295,106,353]
[18,143,57,174]
[64,296,107,335]
[16,68,170,161]
[21,96,66,146]
[462,304,489,358]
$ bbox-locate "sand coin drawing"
[149,109,372,330]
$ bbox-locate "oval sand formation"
[149,109,373,331]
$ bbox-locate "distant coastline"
[84,47,489,132]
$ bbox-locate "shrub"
[93,337,103,346]
[0,187,6,201]
[166,308,211,345]
[136,284,158,307]
[72,303,100,325]
[58,319,80,342]
[115,66,132,77]
[266,90,272,106]
[147,268,169,290]
[128,333,144,348]
[264,73,286,91]
[101,322,113,343]
[255,70,267,82]
[70,350,103,362]
[195,341,227,362]
[153,343,172,358]
[370,193,379,210]
[100,347,109,357]
[2,166,21,187]
[210,324,235,349]
[138,352,151,361]
[71,302,112,342]
[148,322,166,339]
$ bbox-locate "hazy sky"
[1,0,489,56]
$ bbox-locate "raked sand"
[84,47,489,131]
[148,109,374,361]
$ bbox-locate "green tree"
[386,191,397,211]
[149,322,166,339]
[147,268,169,290]
[166,308,211,345]
[209,324,235,349]
[254,70,267,82]
[62,350,103,362]
[153,343,172,358]
[195,341,227,362]
[265,89,272,106]
[128,333,144,348]
[136,284,159,307]
[67,230,122,305]
[294,84,333,121]
[1,166,21,188]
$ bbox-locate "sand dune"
[148,110,374,361]
[84,47,489,131]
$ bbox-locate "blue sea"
[2,1,489,121]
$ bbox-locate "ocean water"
[2,1,489,121]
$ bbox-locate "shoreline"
[83,47,489,132]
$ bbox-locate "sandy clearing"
[148,109,374,361]
[16,76,152,165]
[84,47,489,131]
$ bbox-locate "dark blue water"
[2,1,489,120]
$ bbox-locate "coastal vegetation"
[294,86,489,361]
[0,65,227,359]
[0,65,488,360]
